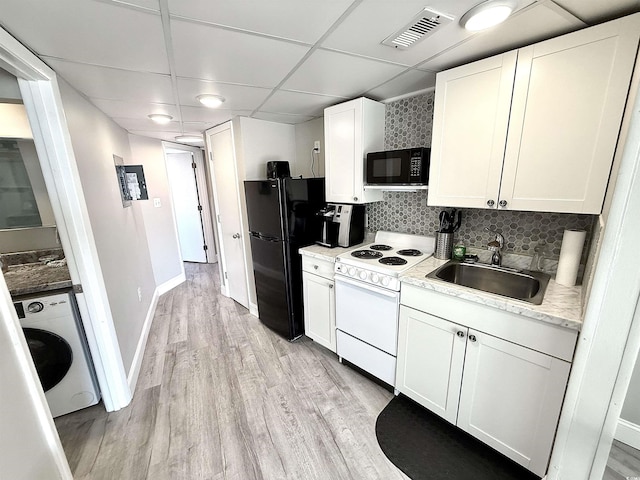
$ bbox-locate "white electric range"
[334,231,436,386]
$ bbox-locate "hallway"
[54,263,406,479]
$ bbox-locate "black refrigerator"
[244,177,325,340]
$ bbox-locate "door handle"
[232,233,241,239]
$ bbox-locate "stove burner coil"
[397,249,423,257]
[369,244,393,251]
[351,250,383,260]
[379,256,408,266]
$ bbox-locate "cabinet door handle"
[468,334,477,343]
[314,265,318,270]
[456,331,465,338]
[486,199,495,207]
[329,284,334,289]
[499,200,508,208]
[353,196,358,201]
[232,233,241,239]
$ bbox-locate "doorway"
[163,144,217,265]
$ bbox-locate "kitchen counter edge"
[298,243,367,262]
[400,257,583,332]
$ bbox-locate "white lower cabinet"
[301,257,336,352]
[396,286,577,477]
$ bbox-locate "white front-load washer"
[14,291,100,417]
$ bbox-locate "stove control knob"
[371,274,380,284]
[381,277,390,287]
[348,267,356,276]
[359,271,367,280]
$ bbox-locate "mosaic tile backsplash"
[367,191,595,259]
[366,90,597,262]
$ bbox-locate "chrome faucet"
[485,227,505,266]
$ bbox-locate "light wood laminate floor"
[605,440,640,480]
[55,263,408,480]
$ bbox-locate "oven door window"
[335,277,399,355]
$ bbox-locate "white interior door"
[206,124,249,308]
[165,152,207,263]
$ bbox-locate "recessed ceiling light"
[460,1,515,31]
[148,113,173,124]
[197,94,226,108]
[175,135,204,143]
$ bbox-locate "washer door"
[23,328,73,392]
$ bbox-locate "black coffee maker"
[316,205,339,247]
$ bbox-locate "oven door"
[335,275,400,355]
[366,150,410,185]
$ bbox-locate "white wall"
[57,79,157,374]
[238,117,296,180]
[129,134,183,287]
[295,117,325,178]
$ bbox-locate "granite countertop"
[400,257,583,331]
[4,263,73,297]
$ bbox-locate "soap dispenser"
[530,241,548,272]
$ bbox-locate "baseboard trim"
[157,271,186,296]
[127,273,186,392]
[616,418,640,450]
[249,302,259,317]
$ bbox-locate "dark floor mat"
[375,395,541,480]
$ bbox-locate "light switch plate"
[153,198,162,208]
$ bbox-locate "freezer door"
[282,177,325,245]
[244,180,284,239]
[249,234,294,339]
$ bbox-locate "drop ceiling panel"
[420,4,584,72]
[252,112,316,124]
[0,0,169,73]
[90,99,178,120]
[107,0,160,12]
[321,0,482,66]
[180,105,249,124]
[282,49,407,98]
[366,70,436,101]
[260,90,347,116]
[553,0,639,23]
[167,0,353,44]
[171,19,310,86]
[129,131,186,142]
[177,78,271,110]
[43,59,174,103]
[114,118,184,133]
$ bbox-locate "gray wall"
[128,135,183,287]
[622,357,640,426]
[58,79,159,373]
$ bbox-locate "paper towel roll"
[555,229,587,287]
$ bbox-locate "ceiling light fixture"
[148,113,173,124]
[197,94,226,108]
[175,134,204,143]
[460,1,515,31]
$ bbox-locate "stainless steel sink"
[426,261,550,305]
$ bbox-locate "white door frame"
[162,141,217,264]
[0,28,131,411]
[547,81,640,478]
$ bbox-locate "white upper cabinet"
[428,52,517,209]
[428,14,640,214]
[324,97,385,204]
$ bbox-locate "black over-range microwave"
[365,147,430,186]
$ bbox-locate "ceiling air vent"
[382,8,454,50]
